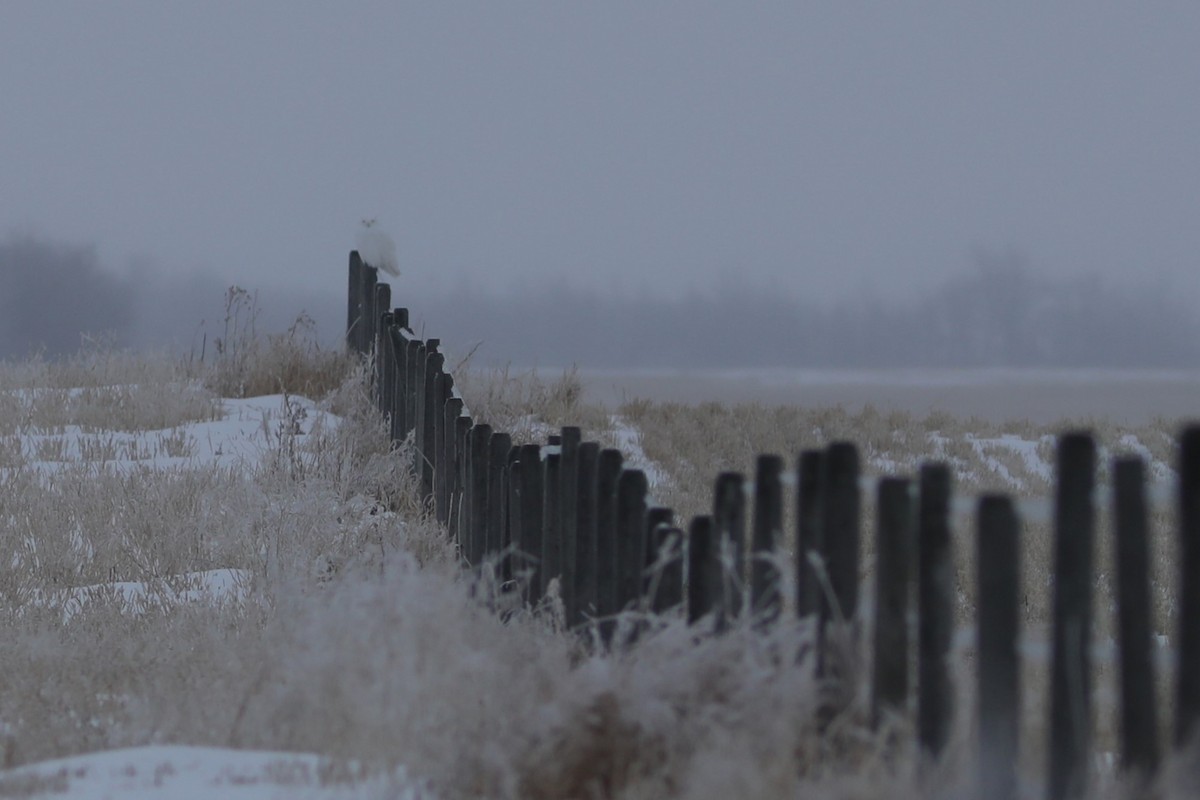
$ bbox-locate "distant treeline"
[4,234,1197,368]
[416,256,1200,369]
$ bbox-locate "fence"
[348,251,1200,800]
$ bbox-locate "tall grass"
[3,312,1199,797]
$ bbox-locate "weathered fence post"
[574,442,600,625]
[487,432,512,567]
[421,352,444,503]
[519,443,545,605]
[1177,425,1200,749]
[751,454,784,626]
[543,449,563,609]
[374,283,391,406]
[688,515,718,625]
[453,415,472,546]
[595,449,624,623]
[646,507,674,603]
[977,494,1020,800]
[376,309,393,414]
[652,525,684,614]
[403,339,421,444]
[713,472,746,629]
[506,447,522,585]
[560,427,581,625]
[439,393,460,525]
[796,449,825,620]
[614,465,652,618]
[1048,432,1095,800]
[1112,456,1158,779]
[872,476,913,728]
[467,423,492,566]
[615,469,649,613]
[918,462,954,761]
[824,442,860,624]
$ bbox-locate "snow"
[0,392,436,799]
[0,746,428,799]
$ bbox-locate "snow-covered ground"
[0,391,432,799]
[0,746,426,800]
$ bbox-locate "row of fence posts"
[348,252,1200,800]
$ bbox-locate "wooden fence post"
[751,454,784,626]
[918,462,954,761]
[824,442,860,624]
[574,442,600,625]
[688,515,718,625]
[506,448,522,586]
[616,469,649,613]
[421,352,443,503]
[467,423,492,567]
[453,415,472,546]
[488,432,512,566]
[1112,456,1158,779]
[796,449,825,620]
[595,449,624,621]
[519,443,545,605]
[403,339,421,444]
[977,494,1020,800]
[872,477,913,728]
[374,283,391,405]
[1048,432,1095,800]
[713,472,746,629]
[560,427,581,625]
[439,393,460,525]
[1177,425,1200,748]
[646,507,674,601]
[543,450,563,608]
[652,525,684,614]
[376,310,393,415]
[389,326,408,443]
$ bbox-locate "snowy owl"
[355,218,400,277]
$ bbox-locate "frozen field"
[579,367,1200,425]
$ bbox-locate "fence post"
[403,339,421,444]
[595,449,624,622]
[519,443,545,605]
[508,448,523,585]
[796,449,825,620]
[1112,456,1159,779]
[438,394,463,525]
[361,267,377,356]
[872,477,913,728]
[454,415,472,547]
[487,432,512,569]
[560,427,581,625]
[918,462,954,761]
[421,353,443,504]
[616,469,649,614]
[652,525,684,614]
[1048,432,1095,800]
[713,472,746,629]
[376,311,393,415]
[574,442,600,625]
[1177,426,1200,750]
[688,515,718,625]
[751,454,784,626]
[543,449,563,608]
[374,283,391,406]
[646,507,674,601]
[467,424,492,567]
[977,494,1020,800]
[389,327,408,443]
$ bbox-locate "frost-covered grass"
[3,331,1198,798]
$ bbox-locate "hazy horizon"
[3,3,1199,335]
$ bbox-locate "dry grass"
[5,314,1199,797]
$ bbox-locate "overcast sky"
[3,2,1199,314]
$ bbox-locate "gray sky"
[3,2,1199,312]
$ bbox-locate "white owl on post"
[355,218,400,277]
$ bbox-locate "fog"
[3,234,1197,371]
